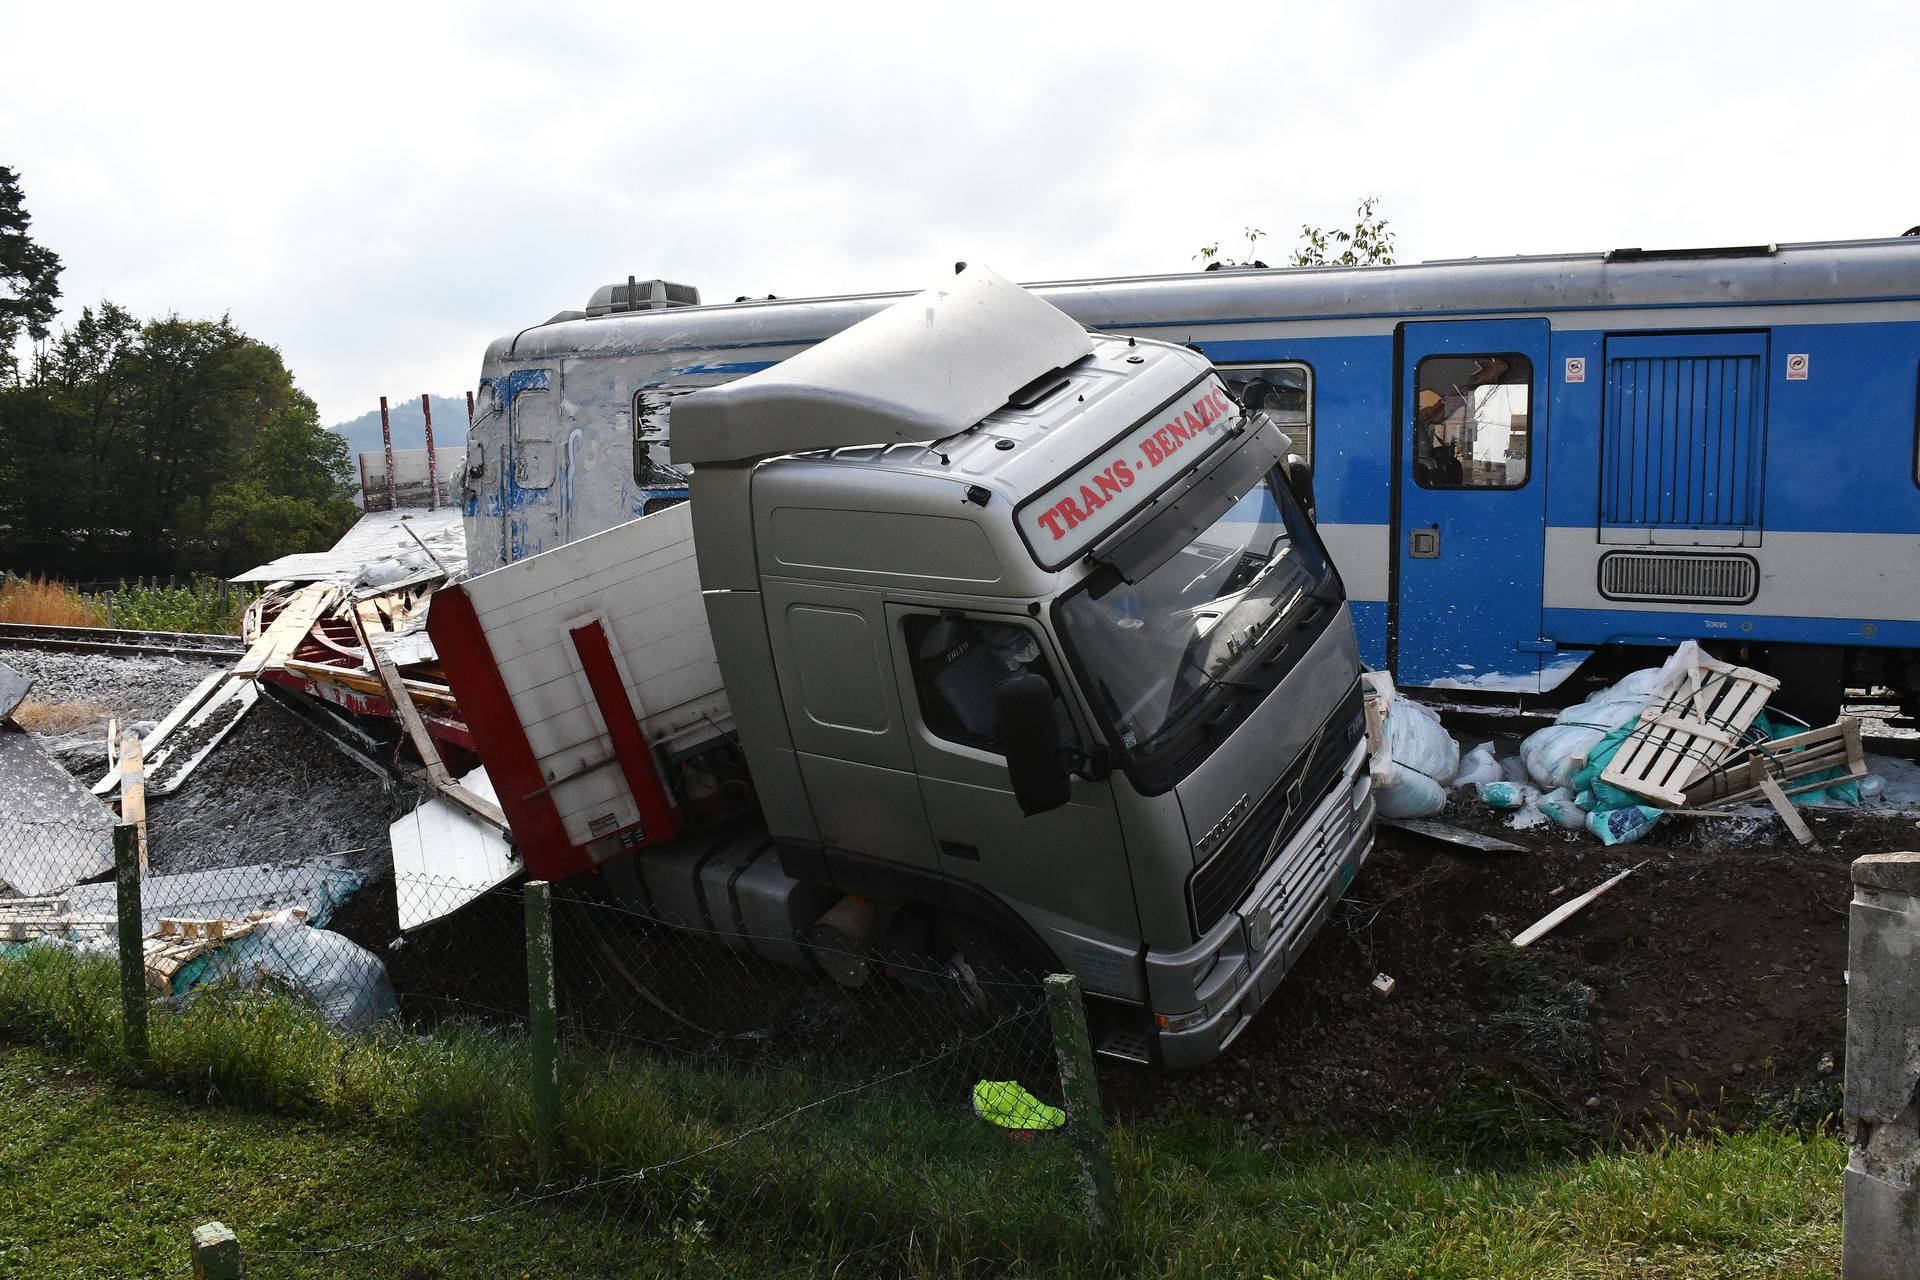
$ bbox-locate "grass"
[0,948,1843,1278]
[7,698,109,734]
[0,575,101,627]
[0,573,254,634]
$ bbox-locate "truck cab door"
[884,604,1138,949]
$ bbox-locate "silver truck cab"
[673,270,1375,1066]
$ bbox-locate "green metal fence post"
[190,1221,242,1278]
[1044,972,1118,1234]
[525,880,559,1183]
[113,822,147,1065]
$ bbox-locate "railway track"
[0,621,245,662]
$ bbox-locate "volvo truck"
[428,268,1374,1066]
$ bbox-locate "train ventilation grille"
[1598,552,1757,604]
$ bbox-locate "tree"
[0,167,63,383]
[1290,196,1396,267]
[1193,198,1398,271]
[0,304,356,579]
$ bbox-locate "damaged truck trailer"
[426,269,1375,1067]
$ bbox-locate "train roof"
[489,236,1920,366]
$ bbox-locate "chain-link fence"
[0,814,1111,1276]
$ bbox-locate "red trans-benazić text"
[1030,382,1236,543]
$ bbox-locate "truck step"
[1096,1028,1151,1065]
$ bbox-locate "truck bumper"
[1147,739,1376,1069]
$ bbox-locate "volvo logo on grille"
[1194,792,1251,857]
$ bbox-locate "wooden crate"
[1684,717,1867,809]
[1599,648,1780,807]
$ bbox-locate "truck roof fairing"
[670,267,1094,467]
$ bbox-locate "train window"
[1413,354,1532,489]
[1220,364,1313,462]
[632,388,691,487]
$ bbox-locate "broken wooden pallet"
[1599,648,1780,808]
[143,908,308,995]
[1684,717,1867,809]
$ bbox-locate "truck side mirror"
[1283,454,1316,521]
[994,673,1071,817]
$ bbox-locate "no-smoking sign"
[1786,353,1809,380]
[1565,357,1586,383]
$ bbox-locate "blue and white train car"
[462,237,1920,716]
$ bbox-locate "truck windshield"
[1057,469,1336,790]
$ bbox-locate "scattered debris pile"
[1368,642,1897,850]
[0,497,499,1033]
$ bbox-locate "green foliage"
[99,577,257,633]
[0,165,63,384]
[1195,226,1270,268]
[1291,195,1397,267]
[0,304,356,580]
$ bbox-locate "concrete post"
[190,1221,242,1278]
[1844,852,1920,1279]
[1044,973,1118,1234]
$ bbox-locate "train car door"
[1394,320,1550,690]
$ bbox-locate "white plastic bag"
[1518,654,1674,792]
[1368,675,1459,818]
[1454,743,1502,790]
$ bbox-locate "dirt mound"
[1101,799,1874,1142]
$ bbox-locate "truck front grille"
[1187,681,1363,935]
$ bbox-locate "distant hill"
[329,394,470,460]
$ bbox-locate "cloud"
[4,0,1915,422]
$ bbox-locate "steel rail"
[0,621,245,662]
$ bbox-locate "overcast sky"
[5,0,1917,424]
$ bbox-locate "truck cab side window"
[904,616,1076,755]
[1413,354,1532,489]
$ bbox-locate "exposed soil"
[1100,791,1888,1141]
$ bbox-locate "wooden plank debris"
[141,678,260,798]
[1684,717,1867,810]
[118,730,147,872]
[91,670,225,796]
[232,584,339,679]
[350,608,506,830]
[278,659,459,710]
[1600,646,1779,807]
[1512,863,1643,948]
[1758,774,1817,846]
